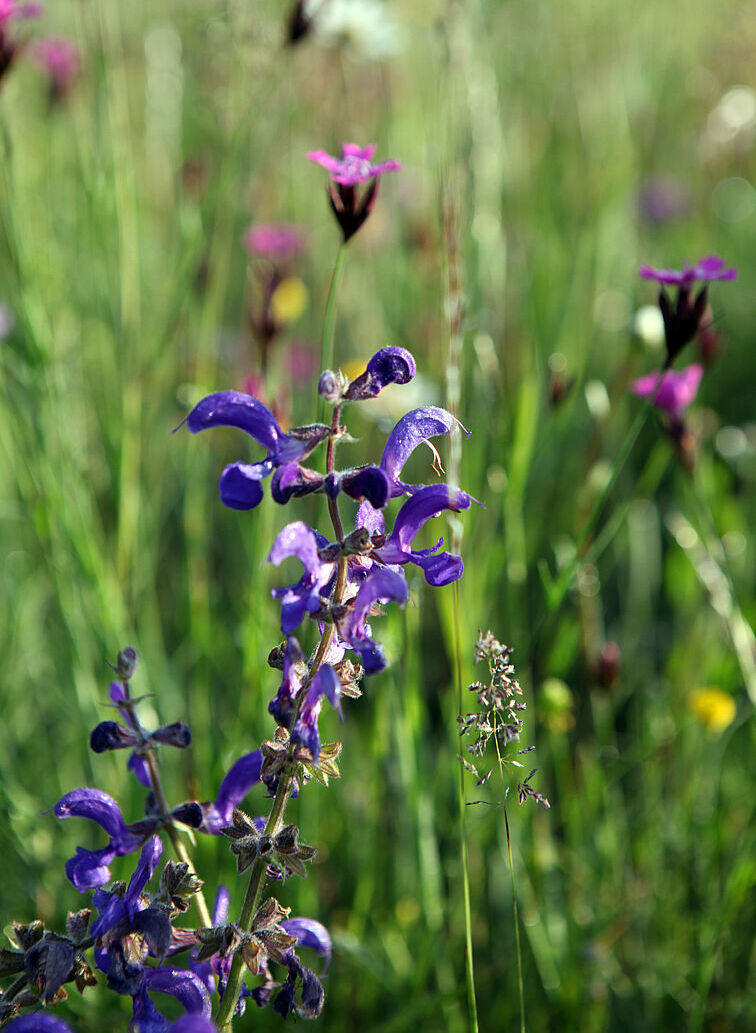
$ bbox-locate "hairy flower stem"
[120,681,212,927]
[318,243,347,421]
[216,407,348,1031]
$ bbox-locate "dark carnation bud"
[149,721,192,748]
[597,641,621,689]
[90,720,139,753]
[317,369,342,403]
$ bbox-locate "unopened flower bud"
[111,646,138,680]
[318,369,341,403]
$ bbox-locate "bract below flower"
[631,363,703,418]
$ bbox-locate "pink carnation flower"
[243,223,306,262]
[307,143,401,187]
[631,363,703,418]
[33,36,79,95]
[0,0,43,27]
[639,255,737,288]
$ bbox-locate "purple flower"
[129,966,212,1033]
[631,363,703,418]
[307,142,401,186]
[55,788,146,890]
[0,0,43,27]
[291,664,342,761]
[281,918,332,975]
[308,143,401,242]
[344,346,416,401]
[379,405,466,498]
[268,521,336,633]
[184,391,329,511]
[5,1018,74,1033]
[91,836,172,961]
[338,567,409,674]
[269,637,306,729]
[372,484,471,586]
[639,255,737,287]
[243,223,306,263]
[199,750,263,833]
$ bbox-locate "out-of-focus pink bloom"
[639,255,737,288]
[286,341,318,384]
[637,176,691,225]
[307,143,401,187]
[0,0,43,26]
[243,223,306,263]
[631,363,703,417]
[33,36,79,98]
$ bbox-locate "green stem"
[504,806,526,1033]
[454,582,479,1033]
[120,681,212,927]
[216,407,348,1031]
[318,243,347,417]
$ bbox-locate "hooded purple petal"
[373,485,470,586]
[339,568,409,674]
[143,966,213,1017]
[381,406,464,496]
[55,787,131,839]
[128,752,153,788]
[291,664,342,761]
[345,347,416,401]
[212,885,231,925]
[202,750,263,833]
[269,522,336,634]
[282,917,332,974]
[218,462,268,510]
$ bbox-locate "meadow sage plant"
[0,338,472,1032]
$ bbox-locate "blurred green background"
[1,0,754,1030]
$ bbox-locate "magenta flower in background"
[307,142,401,186]
[631,363,703,418]
[0,0,43,27]
[639,255,738,287]
[308,142,401,242]
[32,35,79,100]
[243,223,306,263]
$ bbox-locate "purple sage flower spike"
[291,664,342,761]
[639,255,737,287]
[282,917,332,974]
[199,749,263,833]
[338,567,409,674]
[373,484,472,586]
[631,363,703,418]
[269,521,337,633]
[344,346,416,401]
[381,405,466,497]
[184,392,328,511]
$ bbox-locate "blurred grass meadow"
[1,0,755,1030]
